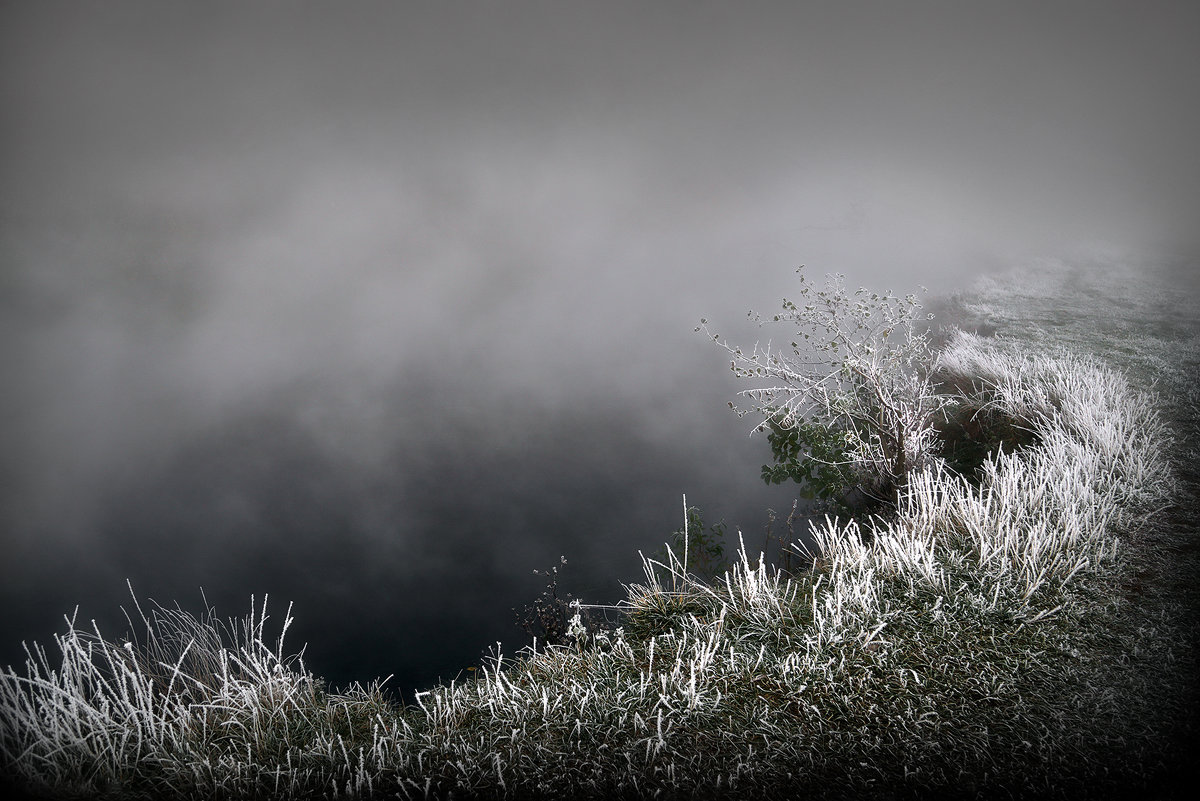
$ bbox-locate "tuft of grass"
[0,588,408,799]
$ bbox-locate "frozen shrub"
[699,268,953,509]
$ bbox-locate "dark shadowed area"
[2,1,1198,696]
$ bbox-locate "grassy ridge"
[2,262,1196,799]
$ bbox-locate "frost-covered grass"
[2,283,1194,798]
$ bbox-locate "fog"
[2,1,1197,694]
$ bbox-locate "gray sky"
[2,0,1197,692]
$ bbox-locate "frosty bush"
[699,268,954,508]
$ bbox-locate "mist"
[2,1,1197,694]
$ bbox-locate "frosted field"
[2,259,1197,800]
